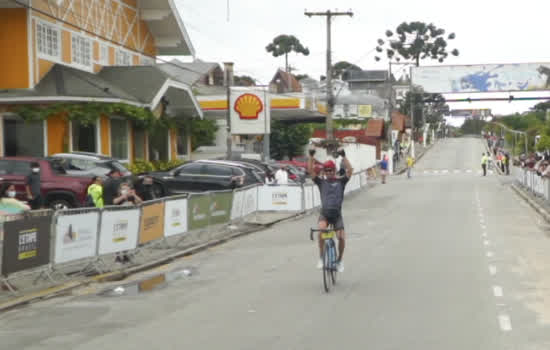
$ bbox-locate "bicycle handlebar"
[310,228,335,241]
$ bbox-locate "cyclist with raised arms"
[308,148,353,272]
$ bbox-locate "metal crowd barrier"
[0,168,373,295]
[514,167,550,201]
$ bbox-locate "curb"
[0,211,308,312]
[510,184,550,223]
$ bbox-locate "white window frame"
[71,33,92,70]
[36,20,61,61]
[69,119,100,154]
[140,56,155,66]
[109,117,131,163]
[116,49,131,66]
[99,43,110,66]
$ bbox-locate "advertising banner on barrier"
[54,212,99,264]
[164,199,188,237]
[305,186,313,210]
[243,187,258,216]
[139,202,165,244]
[98,209,140,255]
[258,186,303,211]
[2,216,51,276]
[231,190,245,220]
[188,194,211,230]
[209,192,233,225]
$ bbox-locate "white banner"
[230,88,271,135]
[412,63,550,93]
[54,212,99,264]
[164,199,188,237]
[243,186,258,216]
[231,190,245,220]
[304,186,313,210]
[98,209,140,255]
[258,186,303,211]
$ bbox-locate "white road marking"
[481,225,487,230]
[467,169,473,173]
[454,169,460,173]
[498,315,512,332]
[424,170,429,174]
[442,169,449,174]
[489,265,497,275]
[484,240,490,246]
[487,251,494,258]
[434,170,440,174]
[482,232,488,237]
[493,286,503,297]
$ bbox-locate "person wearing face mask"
[25,162,43,210]
[308,148,353,273]
[0,182,30,212]
[113,182,143,206]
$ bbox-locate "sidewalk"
[0,211,301,311]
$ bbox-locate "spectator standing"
[406,155,415,179]
[481,153,488,176]
[275,165,289,185]
[87,176,104,208]
[25,162,43,210]
[114,182,142,264]
[380,155,389,184]
[102,170,123,206]
[0,182,30,212]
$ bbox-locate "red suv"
[0,157,93,210]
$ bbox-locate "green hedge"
[128,159,186,174]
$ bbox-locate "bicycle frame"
[310,226,338,292]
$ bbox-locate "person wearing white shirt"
[275,166,289,185]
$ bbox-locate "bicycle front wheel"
[330,242,337,286]
[322,247,331,293]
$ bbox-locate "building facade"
[0,0,200,161]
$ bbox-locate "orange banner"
[139,202,165,244]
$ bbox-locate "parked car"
[146,160,264,196]
[0,157,93,209]
[278,156,323,174]
[50,152,132,177]
[270,163,306,183]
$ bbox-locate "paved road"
[3,137,550,349]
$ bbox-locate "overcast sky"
[172,0,550,115]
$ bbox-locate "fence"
[0,169,372,294]
[513,166,550,200]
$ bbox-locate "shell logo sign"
[234,93,264,120]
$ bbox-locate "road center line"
[489,265,497,275]
[498,315,512,332]
[484,240,490,246]
[487,251,494,258]
[493,286,503,297]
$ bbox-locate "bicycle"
[310,225,338,293]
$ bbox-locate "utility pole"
[224,62,234,159]
[305,10,353,141]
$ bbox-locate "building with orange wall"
[0,0,201,162]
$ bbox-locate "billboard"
[412,63,550,93]
[230,88,271,135]
[139,202,165,244]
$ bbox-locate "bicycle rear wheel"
[322,247,331,293]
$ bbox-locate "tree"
[332,61,361,79]
[461,119,486,135]
[269,121,312,160]
[532,100,550,112]
[294,74,310,81]
[399,91,449,132]
[266,35,310,73]
[374,21,459,66]
[234,75,256,86]
[189,118,218,151]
